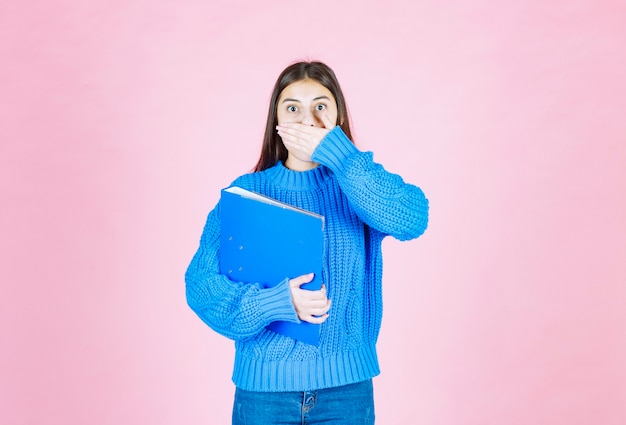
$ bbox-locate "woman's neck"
[284,156,319,172]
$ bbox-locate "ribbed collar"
[263,161,331,191]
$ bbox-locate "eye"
[287,105,298,113]
[315,103,327,111]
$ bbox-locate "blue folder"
[219,186,325,346]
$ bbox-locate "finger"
[277,131,310,151]
[277,122,308,131]
[300,286,329,302]
[305,298,331,313]
[277,124,309,137]
[289,273,314,288]
[302,313,329,325]
[279,134,307,151]
[312,300,332,315]
[278,123,321,138]
[303,297,329,308]
[321,110,334,129]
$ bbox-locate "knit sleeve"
[185,202,300,340]
[311,126,429,241]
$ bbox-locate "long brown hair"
[253,61,353,172]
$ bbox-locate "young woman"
[186,61,429,424]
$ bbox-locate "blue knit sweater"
[186,126,428,392]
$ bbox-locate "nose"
[300,110,316,126]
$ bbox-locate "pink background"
[2,1,625,424]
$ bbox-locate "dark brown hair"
[253,61,353,172]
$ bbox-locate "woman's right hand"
[289,273,331,324]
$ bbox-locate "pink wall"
[2,1,625,424]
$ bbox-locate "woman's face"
[276,79,338,127]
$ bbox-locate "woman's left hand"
[276,111,335,162]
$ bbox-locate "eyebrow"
[281,96,331,104]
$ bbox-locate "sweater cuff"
[257,278,300,324]
[312,126,358,172]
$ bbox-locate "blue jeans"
[232,379,375,424]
